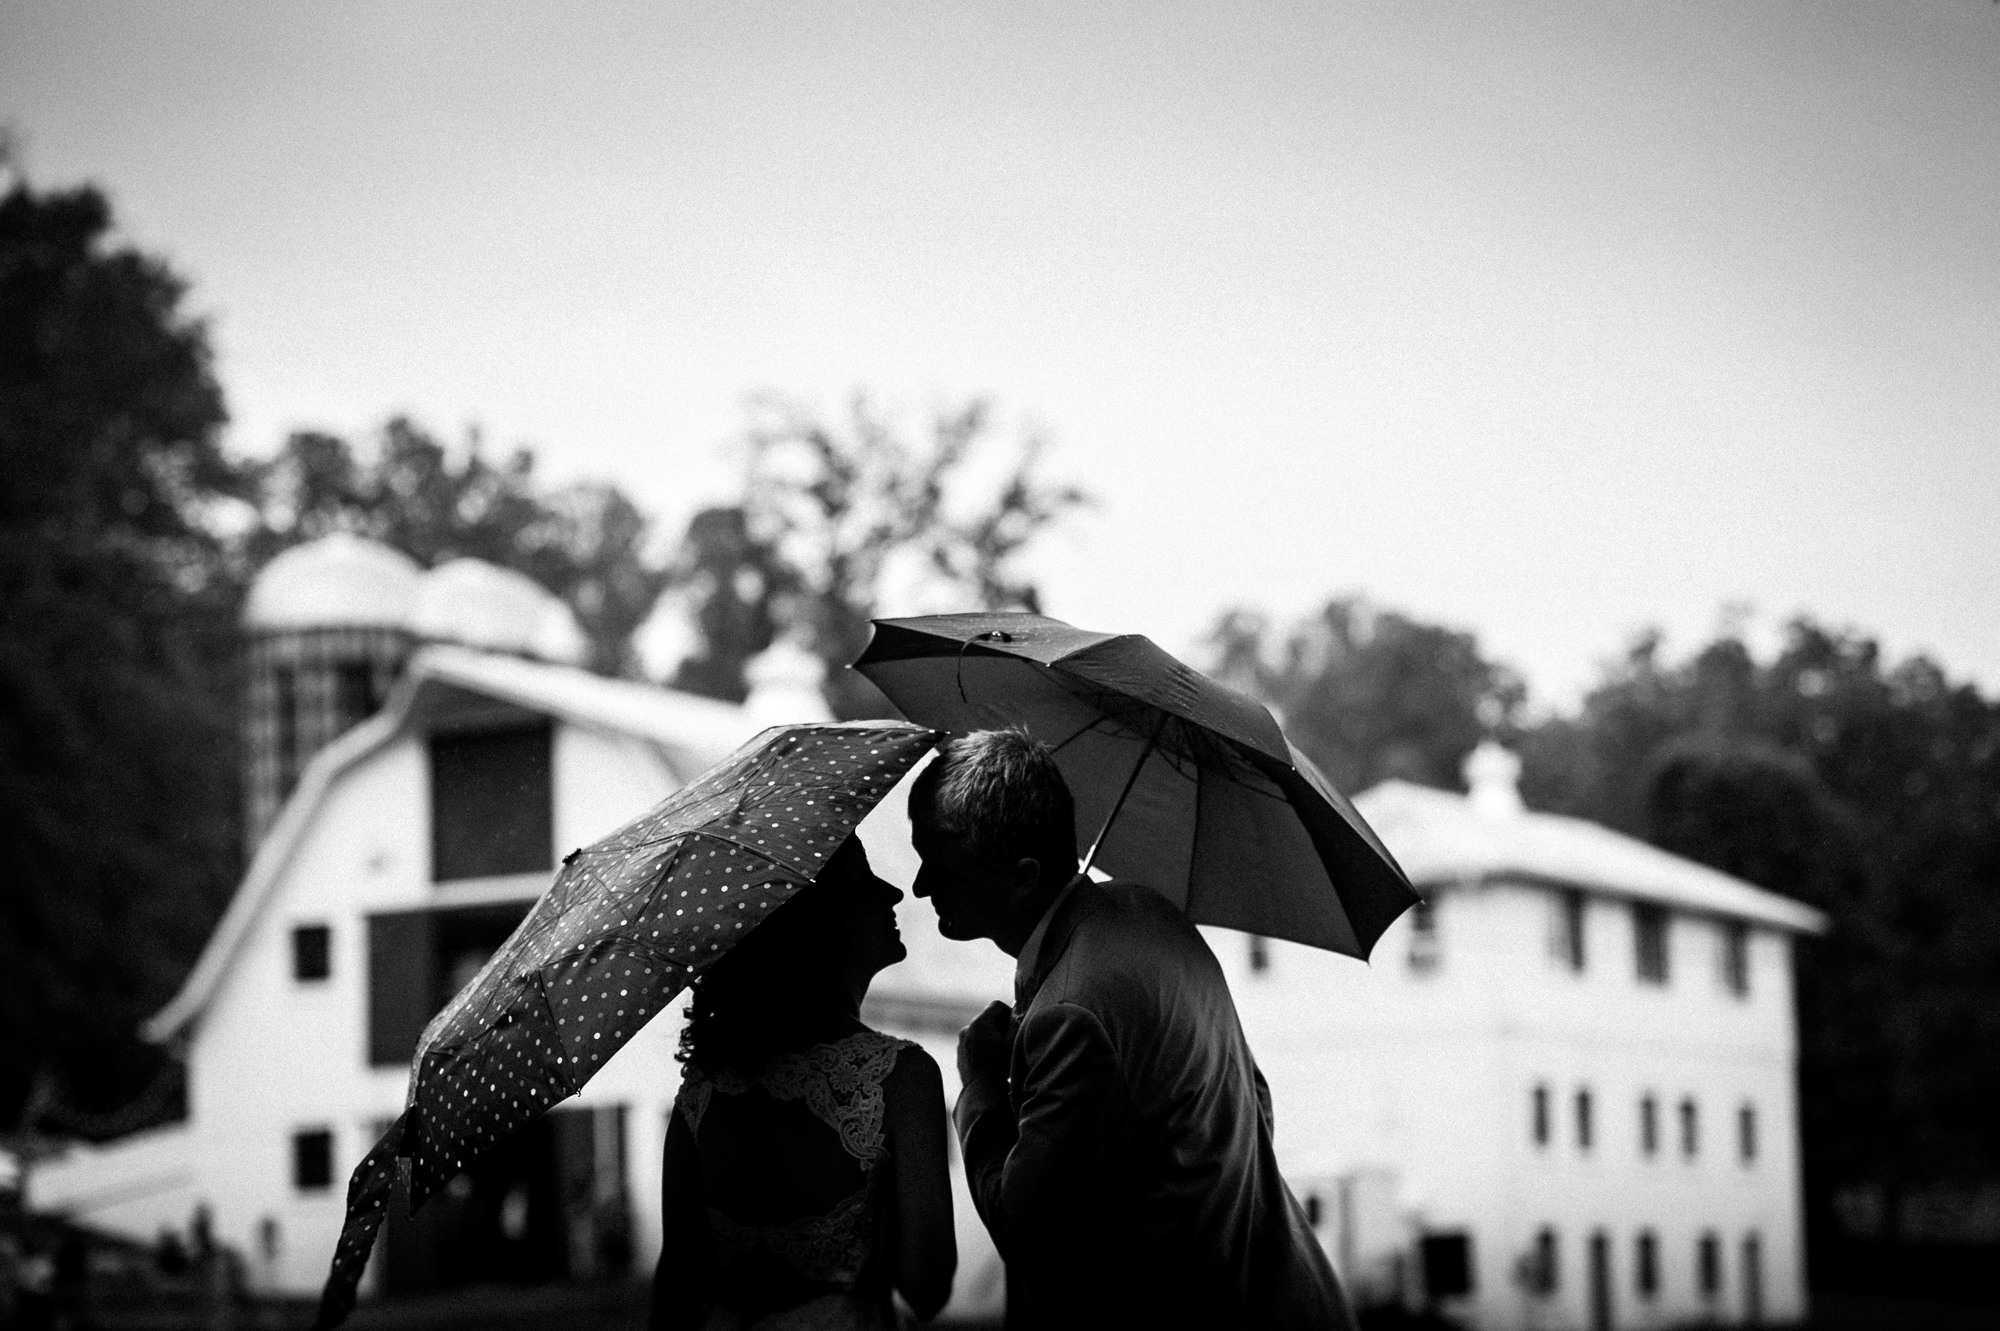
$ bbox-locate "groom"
[909,728,1354,1331]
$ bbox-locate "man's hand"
[957,1000,1015,1095]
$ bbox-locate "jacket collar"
[1013,875,1103,1013]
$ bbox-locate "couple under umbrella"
[314,612,1414,1331]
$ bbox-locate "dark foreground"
[46,1282,2000,1331]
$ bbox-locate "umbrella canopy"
[314,720,941,1329]
[854,612,1416,959]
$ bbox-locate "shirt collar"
[1013,874,1086,1009]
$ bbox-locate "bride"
[649,835,956,1329]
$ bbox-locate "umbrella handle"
[1079,713,1163,877]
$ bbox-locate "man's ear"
[1011,857,1043,894]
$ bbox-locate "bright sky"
[6,2,1996,708]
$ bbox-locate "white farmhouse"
[1205,743,1827,1330]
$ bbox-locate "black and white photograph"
[2,5,1996,1330]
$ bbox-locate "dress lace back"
[676,1030,917,1307]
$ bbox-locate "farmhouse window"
[1634,904,1669,984]
[1551,888,1586,972]
[1698,1231,1722,1298]
[1635,1229,1659,1298]
[1530,1227,1559,1294]
[429,722,553,881]
[1720,920,1750,997]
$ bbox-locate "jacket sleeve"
[957,1000,1129,1260]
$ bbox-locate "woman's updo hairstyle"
[677,835,868,1072]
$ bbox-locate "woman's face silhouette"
[820,837,907,999]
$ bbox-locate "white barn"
[32,536,1825,1328]
[30,534,1015,1319]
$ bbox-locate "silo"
[240,533,421,850]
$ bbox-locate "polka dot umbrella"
[313,720,941,1329]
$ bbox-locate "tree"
[1207,597,1526,795]
[246,420,671,676]
[665,393,1091,714]
[0,166,246,1136]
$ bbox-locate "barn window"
[1420,1232,1473,1297]
[1634,904,1670,985]
[1575,1087,1594,1152]
[1639,1094,1659,1157]
[1739,1104,1758,1165]
[292,924,331,982]
[293,1128,333,1191]
[1532,1083,1550,1147]
[1680,1097,1700,1158]
[1248,934,1270,974]
[368,902,532,1067]
[430,723,553,881]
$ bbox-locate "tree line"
[3,166,1993,1267]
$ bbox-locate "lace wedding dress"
[676,1029,918,1330]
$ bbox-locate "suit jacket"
[955,879,1355,1331]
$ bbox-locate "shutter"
[367,910,435,1068]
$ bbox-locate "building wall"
[1214,879,1807,1329]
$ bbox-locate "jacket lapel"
[1015,878,1108,1015]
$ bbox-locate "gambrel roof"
[144,646,748,1041]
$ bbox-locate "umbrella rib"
[1080,711,1166,877]
[676,828,822,879]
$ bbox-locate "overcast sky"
[6,2,1996,709]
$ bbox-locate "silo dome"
[411,558,587,665]
[244,532,422,631]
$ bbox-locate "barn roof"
[143,646,749,1042]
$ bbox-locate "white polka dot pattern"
[311,720,941,1329]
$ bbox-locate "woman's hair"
[676,836,866,1072]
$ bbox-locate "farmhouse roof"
[1353,777,1827,935]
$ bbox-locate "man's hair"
[911,727,1078,874]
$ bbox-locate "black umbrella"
[313,720,941,1329]
[853,612,1415,958]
